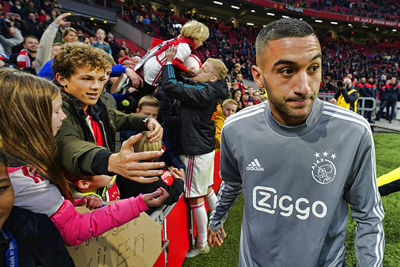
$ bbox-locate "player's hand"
[169,167,184,181]
[146,117,163,142]
[78,195,104,209]
[208,226,226,247]
[142,187,169,207]
[108,134,165,183]
[165,46,177,63]
[125,67,144,88]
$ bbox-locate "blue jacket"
[0,206,75,267]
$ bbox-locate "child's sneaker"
[186,244,210,258]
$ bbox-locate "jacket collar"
[61,90,105,119]
[207,79,229,100]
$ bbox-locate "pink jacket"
[9,165,149,246]
[51,196,148,246]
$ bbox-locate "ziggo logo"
[252,186,327,220]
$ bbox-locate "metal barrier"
[318,92,335,102]
[318,93,377,118]
[357,97,377,117]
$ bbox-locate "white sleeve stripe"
[371,147,385,267]
[323,110,384,217]
[225,102,266,124]
[374,223,384,267]
[323,110,384,265]
[239,226,248,267]
[322,110,371,133]
[323,103,369,123]
[327,246,345,267]
[370,148,385,219]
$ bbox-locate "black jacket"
[159,64,229,155]
[117,174,184,208]
[359,83,376,98]
[0,206,74,267]
[385,83,399,102]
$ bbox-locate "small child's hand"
[128,87,137,93]
[165,46,177,63]
[169,167,184,180]
[142,187,169,207]
[78,195,104,209]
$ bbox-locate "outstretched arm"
[159,46,211,107]
[35,13,70,73]
[52,188,169,246]
[108,134,165,183]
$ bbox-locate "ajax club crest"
[311,151,337,184]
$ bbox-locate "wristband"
[50,23,59,29]
[161,171,174,186]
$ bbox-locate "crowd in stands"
[118,2,259,81]
[321,37,400,93]
[116,1,400,90]
[276,0,400,21]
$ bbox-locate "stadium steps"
[114,38,146,56]
[112,17,153,51]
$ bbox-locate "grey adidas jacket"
[209,99,384,267]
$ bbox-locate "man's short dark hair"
[24,35,38,43]
[255,18,315,57]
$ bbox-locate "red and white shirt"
[136,37,194,86]
[8,165,64,216]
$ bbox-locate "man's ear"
[55,73,68,88]
[210,76,218,82]
[76,180,90,191]
[251,65,265,89]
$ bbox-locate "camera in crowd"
[337,80,345,88]
[0,17,13,38]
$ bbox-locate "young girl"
[0,154,75,266]
[0,68,169,246]
[134,20,209,94]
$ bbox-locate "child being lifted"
[134,20,209,94]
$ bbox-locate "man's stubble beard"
[263,76,316,123]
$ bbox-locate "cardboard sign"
[66,207,162,267]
